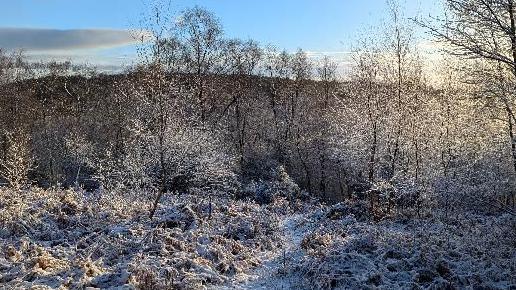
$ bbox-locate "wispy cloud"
[0,27,150,51]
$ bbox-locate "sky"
[0,0,443,71]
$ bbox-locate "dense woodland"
[0,0,515,289]
[1,1,515,215]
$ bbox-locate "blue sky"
[0,0,442,69]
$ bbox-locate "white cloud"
[0,27,151,51]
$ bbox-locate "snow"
[220,213,311,290]
[0,188,514,289]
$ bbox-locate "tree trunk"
[296,130,311,193]
[319,149,327,199]
[391,20,403,176]
[368,122,377,182]
[509,0,516,78]
[507,109,516,174]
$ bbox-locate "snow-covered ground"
[220,213,312,290]
[224,201,516,290]
[1,188,515,289]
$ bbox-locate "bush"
[240,165,301,205]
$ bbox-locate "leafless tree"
[0,130,34,190]
[177,6,224,122]
[417,0,516,173]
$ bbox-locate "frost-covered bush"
[92,121,240,199]
[294,206,516,290]
[432,161,516,215]
[164,127,238,195]
[154,204,199,231]
[0,188,85,238]
[325,200,370,221]
[359,178,434,220]
[240,165,301,205]
[0,130,35,189]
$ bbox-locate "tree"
[417,0,516,173]
[288,49,312,137]
[134,0,181,218]
[0,130,34,190]
[317,56,338,109]
[221,39,263,165]
[384,0,414,177]
[351,37,384,183]
[289,49,314,192]
[177,6,224,122]
[316,56,338,197]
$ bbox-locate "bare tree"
[289,49,314,192]
[0,130,34,190]
[316,56,338,197]
[317,56,338,109]
[177,6,223,122]
[135,0,180,218]
[222,39,262,165]
[385,0,414,176]
[352,38,383,183]
[417,0,516,172]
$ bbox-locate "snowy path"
[218,213,312,290]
